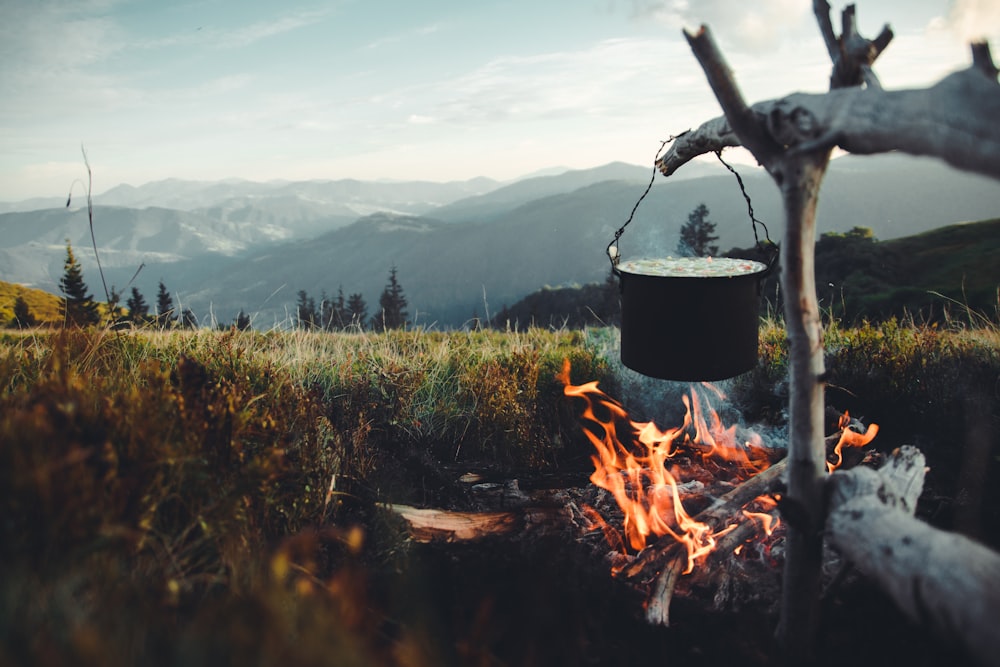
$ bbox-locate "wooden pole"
[772,152,831,658]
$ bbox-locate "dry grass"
[1,321,997,665]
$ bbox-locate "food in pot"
[618,256,765,277]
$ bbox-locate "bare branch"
[972,41,999,80]
[658,65,1000,181]
[683,26,782,168]
[829,4,893,88]
[813,0,839,63]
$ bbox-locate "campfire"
[556,359,780,576]
[553,359,898,626]
[391,359,885,626]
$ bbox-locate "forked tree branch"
[658,43,1000,182]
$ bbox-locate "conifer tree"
[59,240,99,326]
[677,203,720,257]
[234,309,252,331]
[372,266,409,331]
[346,293,367,330]
[155,280,175,328]
[181,308,198,329]
[329,286,348,330]
[318,288,346,331]
[295,289,318,329]
[126,287,150,325]
[12,296,36,328]
[107,286,126,324]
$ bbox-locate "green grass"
[1,323,997,665]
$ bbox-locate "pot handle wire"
[607,138,676,277]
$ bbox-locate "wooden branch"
[658,62,1000,181]
[683,26,781,168]
[827,446,1000,666]
[837,5,886,88]
[621,457,789,583]
[813,0,839,65]
[386,504,570,543]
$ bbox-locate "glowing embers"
[557,360,779,574]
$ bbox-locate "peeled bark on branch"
[827,447,1000,667]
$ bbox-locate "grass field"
[1,322,997,665]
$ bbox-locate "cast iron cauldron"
[616,257,770,381]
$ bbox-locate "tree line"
[5,240,413,332]
[293,266,409,332]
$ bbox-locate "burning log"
[623,456,787,625]
[826,446,1000,667]
[386,502,572,543]
[627,419,877,626]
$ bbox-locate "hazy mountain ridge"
[0,155,997,328]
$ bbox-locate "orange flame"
[742,510,779,536]
[557,359,771,574]
[827,410,879,472]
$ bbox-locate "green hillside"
[813,218,1000,323]
[0,281,63,326]
[501,217,1000,328]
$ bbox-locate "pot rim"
[616,256,768,279]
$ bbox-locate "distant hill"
[814,218,1000,322]
[0,280,63,326]
[0,155,996,328]
[501,217,1000,329]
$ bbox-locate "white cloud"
[210,9,332,49]
[625,0,812,53]
[388,37,694,128]
[364,21,447,51]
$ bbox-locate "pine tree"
[155,281,175,328]
[181,308,198,329]
[234,309,252,331]
[126,287,150,325]
[318,288,346,331]
[107,286,126,324]
[372,266,409,332]
[677,203,720,257]
[296,289,318,329]
[330,286,348,330]
[59,240,99,326]
[12,296,36,328]
[346,293,367,330]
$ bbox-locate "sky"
[1,0,997,201]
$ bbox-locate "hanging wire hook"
[714,149,780,277]
[713,150,773,248]
[606,136,678,273]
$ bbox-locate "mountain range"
[1,154,997,328]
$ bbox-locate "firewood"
[826,446,1000,667]
[386,503,571,543]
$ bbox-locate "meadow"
[1,320,997,665]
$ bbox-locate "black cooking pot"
[615,257,772,381]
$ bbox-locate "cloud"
[364,21,447,51]
[389,37,693,128]
[210,9,332,49]
[131,7,334,51]
[624,0,812,53]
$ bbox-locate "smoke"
[584,328,790,449]
[927,0,1000,44]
